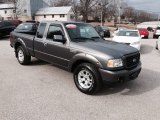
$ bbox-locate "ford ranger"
[10,21,141,94]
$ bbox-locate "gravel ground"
[0,37,160,120]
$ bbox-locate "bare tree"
[79,0,99,22]
[71,0,80,21]
[50,0,72,7]
[123,6,135,22]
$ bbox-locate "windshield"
[64,23,100,42]
[16,23,33,31]
[117,31,139,37]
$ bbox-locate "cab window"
[46,24,64,40]
[37,23,47,38]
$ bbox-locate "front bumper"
[99,63,141,83]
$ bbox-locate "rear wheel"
[16,46,31,65]
[156,41,158,50]
[73,63,102,95]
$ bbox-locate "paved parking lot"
[0,37,160,120]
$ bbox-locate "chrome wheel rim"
[78,69,93,89]
[18,49,24,62]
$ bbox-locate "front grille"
[123,53,140,69]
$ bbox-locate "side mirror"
[53,35,66,44]
[141,35,144,38]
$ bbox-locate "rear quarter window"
[16,23,33,31]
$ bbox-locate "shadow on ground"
[140,44,154,54]
[96,68,160,96]
[29,58,49,66]
[0,36,10,40]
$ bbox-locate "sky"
[127,0,160,13]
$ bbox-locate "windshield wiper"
[91,36,101,39]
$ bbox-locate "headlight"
[107,59,123,68]
[131,41,140,45]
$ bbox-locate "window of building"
[52,15,54,18]
[60,14,65,18]
[24,9,27,13]
[4,10,7,14]
[13,10,16,13]
[44,15,46,18]
[70,15,75,20]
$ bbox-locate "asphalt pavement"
[0,36,160,120]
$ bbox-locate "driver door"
[43,24,70,68]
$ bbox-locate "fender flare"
[14,38,30,56]
[69,53,103,72]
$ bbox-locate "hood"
[113,36,140,44]
[70,39,138,59]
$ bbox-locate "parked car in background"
[94,25,104,37]
[9,20,22,27]
[138,28,149,39]
[112,30,141,50]
[113,27,128,35]
[0,20,17,37]
[147,27,154,32]
[153,27,160,39]
[102,26,110,38]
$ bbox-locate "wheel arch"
[14,38,30,57]
[69,53,103,72]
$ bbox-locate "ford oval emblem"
[133,58,137,63]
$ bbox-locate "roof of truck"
[40,20,84,24]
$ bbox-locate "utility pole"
[99,1,114,26]
[101,9,103,26]
[13,0,17,19]
[118,0,122,26]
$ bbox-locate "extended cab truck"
[10,21,141,94]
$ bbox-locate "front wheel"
[16,46,31,65]
[73,63,102,95]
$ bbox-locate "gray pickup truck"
[10,21,141,94]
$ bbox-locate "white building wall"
[17,0,48,21]
[0,9,15,20]
[137,22,160,29]
[35,14,70,22]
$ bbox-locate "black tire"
[145,36,148,39]
[73,63,102,95]
[156,41,159,50]
[153,35,158,39]
[16,46,31,65]
[107,34,110,38]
